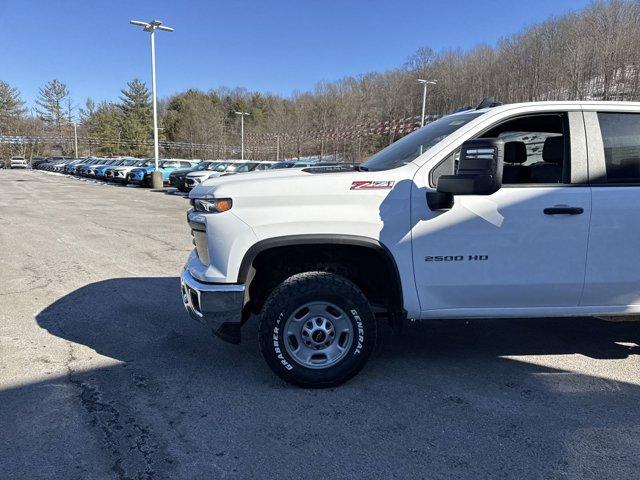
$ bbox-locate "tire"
[259,271,376,388]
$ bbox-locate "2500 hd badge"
[425,255,489,262]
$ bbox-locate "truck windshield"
[361,112,483,171]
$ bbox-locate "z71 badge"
[350,181,395,190]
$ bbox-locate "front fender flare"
[237,234,404,311]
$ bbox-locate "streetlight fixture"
[417,79,437,127]
[234,111,250,160]
[130,19,174,188]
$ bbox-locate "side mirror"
[436,138,504,196]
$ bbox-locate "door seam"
[577,186,593,306]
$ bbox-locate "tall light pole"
[64,120,79,158]
[130,19,173,187]
[234,111,250,160]
[73,122,78,158]
[417,79,437,127]
[276,134,280,161]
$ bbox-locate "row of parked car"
[33,156,326,191]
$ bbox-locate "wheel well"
[243,242,403,317]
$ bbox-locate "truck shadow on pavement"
[2,277,639,479]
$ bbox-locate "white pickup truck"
[181,101,640,387]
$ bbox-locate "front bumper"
[170,175,186,189]
[184,177,203,189]
[180,268,245,344]
[112,171,128,182]
[129,174,148,185]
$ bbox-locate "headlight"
[192,197,232,213]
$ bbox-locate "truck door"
[581,109,640,307]
[411,111,592,314]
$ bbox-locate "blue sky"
[1,0,593,112]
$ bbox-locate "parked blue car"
[104,159,151,183]
[93,159,121,179]
[80,159,104,177]
[65,158,94,174]
[128,159,199,186]
[75,157,104,176]
[62,159,81,174]
[85,158,118,177]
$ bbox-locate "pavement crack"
[63,343,165,480]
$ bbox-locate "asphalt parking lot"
[1,168,640,480]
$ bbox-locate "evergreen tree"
[35,79,70,133]
[0,81,25,118]
[88,101,122,156]
[119,79,152,156]
[0,81,26,132]
[162,89,225,151]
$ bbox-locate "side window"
[597,112,640,184]
[481,113,569,185]
[431,113,570,187]
[180,162,192,168]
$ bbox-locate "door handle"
[543,207,584,215]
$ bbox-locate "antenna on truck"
[476,98,503,110]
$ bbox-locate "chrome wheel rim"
[283,301,353,369]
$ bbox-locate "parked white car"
[184,161,244,190]
[182,100,640,387]
[10,156,28,168]
[221,161,275,176]
[104,158,151,183]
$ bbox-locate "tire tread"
[258,271,376,388]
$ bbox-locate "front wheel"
[259,271,376,388]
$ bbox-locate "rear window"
[598,112,640,183]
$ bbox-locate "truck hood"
[188,165,409,200]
